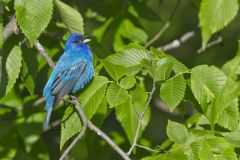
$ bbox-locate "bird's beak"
[83,38,91,43]
[82,35,91,43]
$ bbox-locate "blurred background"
[0,0,240,159]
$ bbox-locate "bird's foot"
[70,95,79,104]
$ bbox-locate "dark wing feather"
[51,60,86,98]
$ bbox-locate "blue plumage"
[43,34,94,128]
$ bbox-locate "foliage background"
[0,0,240,160]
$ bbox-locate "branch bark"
[159,29,198,51]
[197,36,223,54]
[34,40,55,68]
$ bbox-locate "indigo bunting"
[43,33,94,128]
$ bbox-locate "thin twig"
[135,144,159,153]
[34,40,55,68]
[159,29,198,51]
[197,36,223,54]
[144,0,181,48]
[144,22,170,48]
[127,80,156,155]
[59,98,88,160]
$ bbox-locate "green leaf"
[106,46,150,68]
[113,19,148,50]
[119,76,136,89]
[60,107,82,150]
[168,148,187,160]
[22,62,35,95]
[198,140,214,160]
[217,100,238,131]
[141,154,167,160]
[160,74,186,111]
[79,76,108,119]
[121,19,148,44]
[102,45,149,80]
[14,0,53,45]
[150,48,188,74]
[115,84,150,143]
[0,0,12,4]
[155,58,174,81]
[224,129,240,147]
[102,60,127,81]
[191,65,226,112]
[211,54,240,124]
[167,120,187,144]
[6,46,22,94]
[185,141,199,160]
[90,98,108,127]
[199,0,239,48]
[204,137,237,160]
[17,113,43,153]
[55,0,84,34]
[21,46,38,95]
[93,18,113,41]
[222,42,240,75]
[106,82,129,108]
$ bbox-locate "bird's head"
[65,33,91,51]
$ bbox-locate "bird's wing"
[51,59,87,98]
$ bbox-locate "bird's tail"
[43,95,55,129]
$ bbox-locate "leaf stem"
[135,144,159,153]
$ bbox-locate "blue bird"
[43,33,94,128]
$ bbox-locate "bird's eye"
[73,39,79,43]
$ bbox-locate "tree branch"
[144,0,181,49]
[197,36,223,54]
[3,16,19,41]
[34,40,55,68]
[144,22,170,48]
[127,80,156,155]
[159,29,198,51]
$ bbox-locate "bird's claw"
[70,95,79,103]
